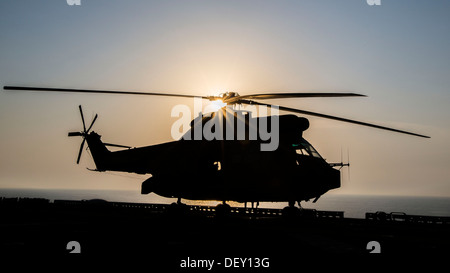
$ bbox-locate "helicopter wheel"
[167,198,189,216]
[282,201,301,218]
[215,202,231,217]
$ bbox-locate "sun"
[205,99,227,113]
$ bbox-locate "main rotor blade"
[227,92,366,104]
[68,132,82,137]
[79,105,86,132]
[4,86,364,103]
[77,138,85,164]
[243,101,430,138]
[3,86,209,100]
[86,114,98,133]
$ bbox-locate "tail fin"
[68,105,132,171]
[68,105,110,170]
[85,132,110,171]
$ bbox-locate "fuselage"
[84,111,340,203]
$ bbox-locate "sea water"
[1,188,449,219]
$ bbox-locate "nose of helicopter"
[314,166,340,199]
[314,163,341,195]
[327,167,341,190]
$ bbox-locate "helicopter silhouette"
[3,86,429,212]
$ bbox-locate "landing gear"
[282,200,301,218]
[215,201,231,217]
[168,197,188,215]
[170,197,184,206]
[282,200,317,219]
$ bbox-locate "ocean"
[1,188,449,219]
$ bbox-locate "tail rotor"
[334,147,351,183]
[346,148,351,182]
[68,105,98,164]
[341,148,351,183]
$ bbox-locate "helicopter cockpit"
[293,138,322,159]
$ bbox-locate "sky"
[0,0,449,198]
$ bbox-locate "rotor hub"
[219,92,240,101]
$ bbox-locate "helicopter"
[3,85,430,212]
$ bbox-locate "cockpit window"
[293,138,322,159]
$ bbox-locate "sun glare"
[205,99,227,113]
